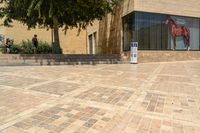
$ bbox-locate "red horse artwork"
[165,17,190,51]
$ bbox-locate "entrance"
[89,35,93,54]
[88,32,97,54]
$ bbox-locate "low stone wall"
[0,54,121,66]
[1,51,200,66]
[121,51,200,63]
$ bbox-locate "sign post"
[130,42,138,64]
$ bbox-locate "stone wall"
[1,21,87,54]
[0,54,120,66]
[87,3,124,54]
[121,51,200,63]
[123,0,200,17]
[122,0,135,16]
[134,0,200,18]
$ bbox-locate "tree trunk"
[52,16,62,54]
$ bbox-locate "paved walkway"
[0,60,200,133]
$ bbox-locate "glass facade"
[123,12,200,51]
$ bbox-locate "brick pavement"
[0,60,200,133]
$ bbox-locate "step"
[0,54,121,66]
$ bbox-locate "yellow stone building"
[1,0,200,54]
[86,0,200,54]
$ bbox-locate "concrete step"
[0,54,121,66]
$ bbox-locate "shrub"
[9,40,52,54]
[10,44,22,54]
[37,41,52,54]
[0,45,6,53]
[20,40,33,54]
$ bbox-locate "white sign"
[130,42,138,64]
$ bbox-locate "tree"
[1,0,120,54]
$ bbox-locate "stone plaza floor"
[0,60,200,133]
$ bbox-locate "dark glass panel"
[122,11,200,51]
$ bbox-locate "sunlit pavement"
[0,60,200,133]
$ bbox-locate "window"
[88,34,93,54]
[88,32,97,54]
[123,12,200,51]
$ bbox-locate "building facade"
[1,0,200,55]
[86,0,200,54]
[0,21,87,54]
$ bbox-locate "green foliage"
[6,40,52,54]
[37,41,52,54]
[4,0,120,30]
[20,40,33,54]
[0,46,6,53]
[10,44,22,54]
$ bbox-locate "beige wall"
[60,29,87,54]
[122,0,200,17]
[4,21,51,43]
[87,3,124,54]
[122,0,135,16]
[1,21,87,54]
[134,0,200,18]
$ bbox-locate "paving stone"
[75,87,134,105]
[30,82,79,95]
[0,61,200,133]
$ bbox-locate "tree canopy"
[1,0,120,53]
